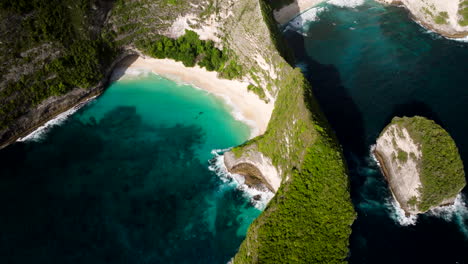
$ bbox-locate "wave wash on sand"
[114,56,274,139]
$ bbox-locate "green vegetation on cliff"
[0,0,116,129]
[230,0,355,261]
[136,30,243,79]
[232,69,355,263]
[1,0,356,261]
[234,137,355,263]
[459,1,468,26]
[393,116,465,211]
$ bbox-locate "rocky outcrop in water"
[377,0,468,38]
[375,116,465,214]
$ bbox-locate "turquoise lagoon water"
[0,73,261,263]
[284,0,468,263]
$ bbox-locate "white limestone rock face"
[375,124,423,214]
[377,0,468,38]
[224,150,281,192]
[375,116,466,215]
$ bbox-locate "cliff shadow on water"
[284,29,367,198]
[281,3,468,263]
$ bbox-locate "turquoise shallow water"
[0,73,260,263]
[285,1,468,263]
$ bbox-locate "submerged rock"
[374,116,465,214]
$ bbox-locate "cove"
[0,72,259,263]
[284,1,468,263]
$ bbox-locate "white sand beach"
[114,56,274,138]
[274,0,325,24]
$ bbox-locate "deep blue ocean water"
[0,73,260,263]
[2,1,468,263]
[284,1,468,263]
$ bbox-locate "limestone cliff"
[0,0,356,262]
[375,116,465,214]
[378,0,468,38]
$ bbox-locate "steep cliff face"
[224,150,281,192]
[0,0,356,262]
[375,123,424,214]
[378,0,468,38]
[375,116,466,214]
[220,1,355,262]
[0,0,208,148]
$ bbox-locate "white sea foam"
[387,196,419,226]
[369,144,380,166]
[214,93,258,139]
[429,194,468,237]
[17,96,97,142]
[327,0,365,8]
[167,77,259,139]
[286,6,327,34]
[112,67,152,81]
[447,35,468,43]
[120,69,259,139]
[370,145,419,225]
[372,144,468,230]
[429,194,468,220]
[412,20,468,43]
[208,149,274,210]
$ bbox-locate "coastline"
[377,0,468,39]
[1,52,273,149]
[0,50,138,150]
[115,56,274,138]
[273,0,326,25]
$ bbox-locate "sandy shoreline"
[113,56,273,138]
[274,0,325,25]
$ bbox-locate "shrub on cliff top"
[393,116,465,211]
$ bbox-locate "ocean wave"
[285,6,327,34]
[111,67,152,81]
[17,96,97,142]
[208,149,274,210]
[369,144,419,225]
[138,71,259,139]
[429,194,468,237]
[447,35,468,43]
[412,20,468,43]
[175,80,259,139]
[327,0,365,8]
[369,144,380,166]
[387,197,419,226]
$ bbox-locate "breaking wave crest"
[429,194,468,238]
[208,149,274,210]
[284,7,327,36]
[387,197,419,226]
[371,145,468,231]
[327,0,365,8]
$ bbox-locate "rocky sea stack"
[374,116,466,214]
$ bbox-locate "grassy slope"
[392,116,465,211]
[232,1,356,262]
[460,1,468,26]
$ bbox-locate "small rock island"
[374,116,466,214]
